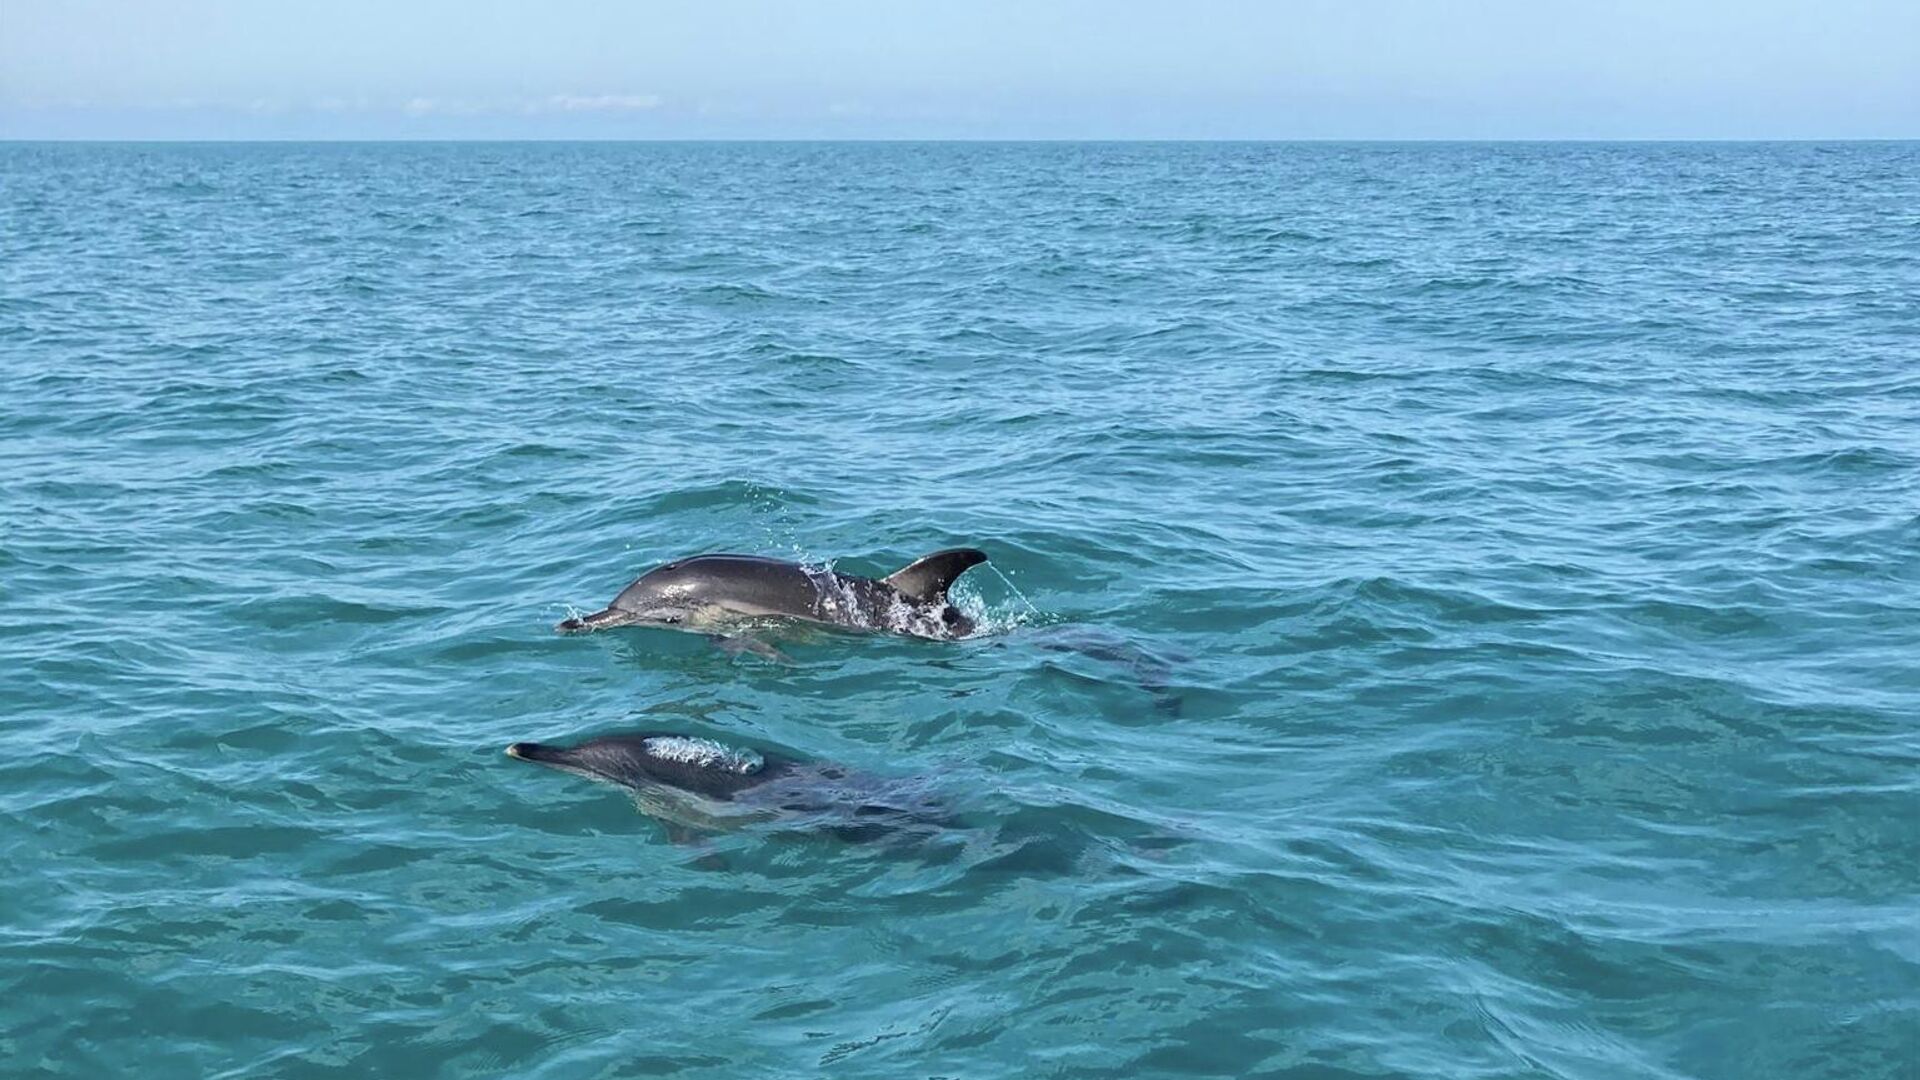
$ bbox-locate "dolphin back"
[561,549,988,638]
[613,555,830,618]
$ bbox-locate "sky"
[3,1,1917,140]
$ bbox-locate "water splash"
[641,735,764,775]
[950,568,1043,638]
[986,561,1043,621]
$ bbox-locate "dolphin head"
[507,733,774,799]
[555,561,703,633]
[506,736,657,786]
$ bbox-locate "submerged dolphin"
[556,548,988,642]
[506,732,955,842]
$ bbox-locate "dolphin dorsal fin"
[883,547,987,603]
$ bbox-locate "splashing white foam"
[802,559,871,629]
[787,550,1044,639]
[949,572,1042,638]
[641,736,764,774]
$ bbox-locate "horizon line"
[5,136,1918,145]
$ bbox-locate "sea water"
[2,142,1916,1078]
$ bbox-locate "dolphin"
[1025,626,1189,715]
[555,548,988,644]
[505,732,956,842]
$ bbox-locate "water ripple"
[3,141,1917,1079]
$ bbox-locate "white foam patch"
[804,561,870,629]
[641,736,764,775]
[948,575,1039,638]
[879,588,947,638]
[793,552,1041,639]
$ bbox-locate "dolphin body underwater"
[556,548,989,647]
[506,732,957,843]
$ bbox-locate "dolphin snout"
[554,607,636,633]
[506,741,559,763]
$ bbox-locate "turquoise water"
[3,142,1917,1078]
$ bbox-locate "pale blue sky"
[4,0,1917,139]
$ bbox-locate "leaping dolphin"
[556,548,988,643]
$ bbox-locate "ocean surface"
[3,141,1917,1079]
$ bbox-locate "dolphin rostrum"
[556,548,988,643]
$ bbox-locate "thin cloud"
[4,93,667,120]
[313,96,375,113]
[543,94,663,112]
[400,94,662,117]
